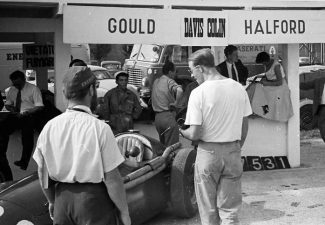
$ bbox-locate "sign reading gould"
[64,6,179,44]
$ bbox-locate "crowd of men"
[0,45,252,225]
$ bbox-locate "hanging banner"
[63,6,228,46]
[23,44,54,70]
[64,6,180,44]
[228,10,325,44]
[179,10,228,46]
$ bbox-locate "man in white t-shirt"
[33,67,130,225]
[180,49,252,225]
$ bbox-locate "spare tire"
[170,148,197,218]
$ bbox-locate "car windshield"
[130,44,162,62]
[92,70,113,80]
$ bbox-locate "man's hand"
[120,212,131,225]
[49,202,54,220]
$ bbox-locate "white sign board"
[64,6,228,46]
[179,10,228,46]
[23,44,54,70]
[64,6,180,44]
[228,10,325,44]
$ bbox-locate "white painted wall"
[54,17,70,111]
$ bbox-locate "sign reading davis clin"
[108,18,155,34]
[184,17,226,38]
[245,19,305,35]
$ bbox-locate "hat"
[63,66,96,95]
[114,71,129,79]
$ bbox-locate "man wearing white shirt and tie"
[217,45,249,85]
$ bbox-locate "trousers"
[0,113,36,181]
[195,141,243,225]
[54,182,118,225]
[154,111,179,147]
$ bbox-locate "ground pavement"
[5,122,325,225]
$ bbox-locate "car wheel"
[300,104,314,130]
[170,148,197,218]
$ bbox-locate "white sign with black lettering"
[228,10,325,44]
[180,10,228,46]
[64,6,180,44]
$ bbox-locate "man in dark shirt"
[101,71,142,134]
[217,45,249,85]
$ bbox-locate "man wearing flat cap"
[100,71,142,133]
[33,66,131,225]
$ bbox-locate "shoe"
[14,161,28,170]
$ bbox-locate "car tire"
[300,104,314,130]
[170,148,197,218]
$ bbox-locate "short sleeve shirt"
[33,105,124,187]
[5,82,43,113]
[185,78,252,142]
[151,75,180,112]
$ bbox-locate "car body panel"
[0,134,170,225]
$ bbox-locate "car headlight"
[17,221,34,225]
[142,77,149,87]
[147,68,152,75]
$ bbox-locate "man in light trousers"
[180,49,252,225]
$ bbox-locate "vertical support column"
[282,44,300,167]
[54,17,70,111]
[211,46,225,66]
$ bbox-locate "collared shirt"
[5,82,43,113]
[185,78,252,142]
[33,105,124,187]
[101,87,142,120]
[226,61,239,82]
[152,75,181,112]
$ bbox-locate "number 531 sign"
[242,156,291,171]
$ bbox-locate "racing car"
[0,132,197,225]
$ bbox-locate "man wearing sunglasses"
[180,49,252,225]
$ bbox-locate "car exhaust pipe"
[123,142,181,183]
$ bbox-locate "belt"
[155,110,172,114]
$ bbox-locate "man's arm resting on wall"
[240,117,249,147]
[180,125,201,141]
[104,168,131,225]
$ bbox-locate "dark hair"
[256,52,270,64]
[9,70,25,81]
[188,48,215,68]
[162,60,175,75]
[64,82,96,101]
[224,45,238,57]
[69,59,87,67]
[115,71,129,82]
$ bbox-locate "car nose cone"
[0,206,4,216]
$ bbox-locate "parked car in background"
[299,56,311,66]
[101,60,121,76]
